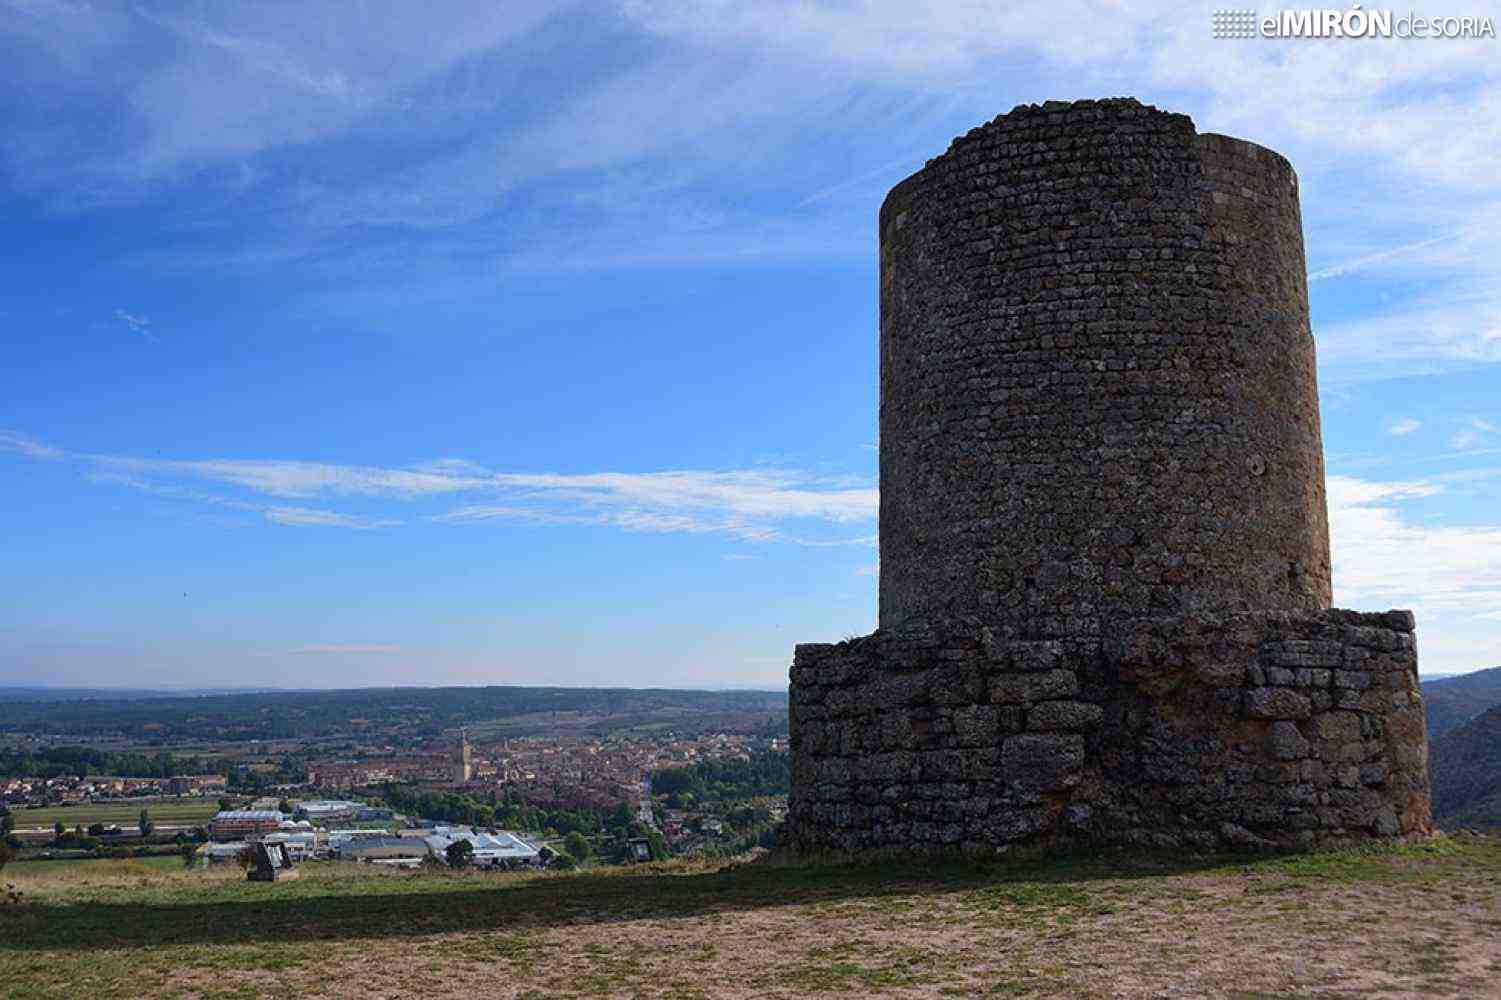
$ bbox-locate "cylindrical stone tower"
[788,99,1431,856]
[877,98,1331,633]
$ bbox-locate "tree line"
[650,749,789,808]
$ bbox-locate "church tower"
[451,729,473,784]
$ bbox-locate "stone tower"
[452,729,473,784]
[788,99,1432,853]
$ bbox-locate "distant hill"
[0,685,787,742]
[0,687,289,702]
[1421,666,1501,738]
[1429,703,1501,832]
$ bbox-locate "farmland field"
[2,834,1499,998]
[8,799,218,830]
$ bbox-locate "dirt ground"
[4,835,1500,998]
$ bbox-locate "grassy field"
[2,835,1499,998]
[9,799,218,830]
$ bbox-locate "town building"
[422,826,539,867]
[166,774,228,795]
[209,809,286,841]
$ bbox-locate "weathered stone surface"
[788,610,1431,852]
[1028,701,1104,732]
[877,99,1331,633]
[1268,721,1310,761]
[785,98,1432,855]
[1246,688,1313,720]
[1001,734,1084,791]
[991,669,1078,704]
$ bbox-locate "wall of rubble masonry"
[788,609,1431,851]
[877,98,1332,633]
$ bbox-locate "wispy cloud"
[1,431,876,542]
[0,430,64,459]
[263,507,398,529]
[99,456,490,499]
[1450,416,1499,451]
[1307,232,1460,282]
[288,644,401,656]
[429,468,877,542]
[1385,418,1422,437]
[114,309,157,343]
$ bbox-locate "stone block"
[991,669,1078,704]
[1245,688,1312,720]
[953,704,1003,747]
[1333,670,1372,690]
[1313,712,1361,742]
[1027,700,1104,731]
[1001,734,1084,791]
[1268,721,1309,760]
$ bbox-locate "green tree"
[0,806,12,836]
[180,842,199,868]
[277,798,292,814]
[563,831,591,863]
[138,808,154,839]
[445,839,473,869]
[53,820,65,838]
[218,796,233,811]
[0,839,12,873]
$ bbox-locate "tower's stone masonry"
[788,98,1433,852]
[790,609,1429,850]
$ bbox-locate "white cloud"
[262,506,398,529]
[1450,416,1499,450]
[1315,283,1501,383]
[98,456,490,499]
[288,644,401,655]
[1385,418,1422,437]
[2,1,566,194]
[1329,474,1501,671]
[432,468,876,542]
[2,431,877,542]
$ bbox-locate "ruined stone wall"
[788,610,1431,851]
[878,99,1331,632]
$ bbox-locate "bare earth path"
[3,835,1499,998]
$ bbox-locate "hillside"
[1431,704,1501,831]
[1,838,1498,998]
[1422,666,1501,738]
[0,685,787,742]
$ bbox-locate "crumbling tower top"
[877,98,1331,634]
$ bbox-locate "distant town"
[0,685,790,869]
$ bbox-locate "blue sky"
[2,1,1498,689]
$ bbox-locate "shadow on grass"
[2,840,1475,953]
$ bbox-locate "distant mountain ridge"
[0,687,298,702]
[1421,666,1501,738]
[1429,702,1501,831]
